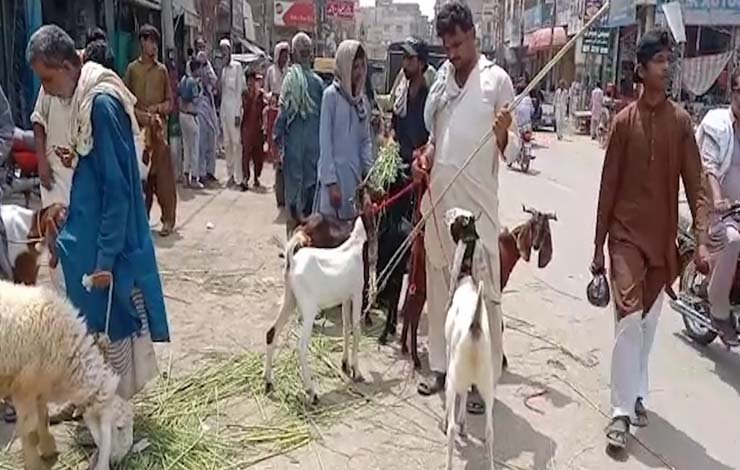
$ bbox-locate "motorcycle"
[670,206,740,347]
[508,127,534,173]
[3,134,41,207]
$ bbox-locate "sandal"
[632,398,648,428]
[605,416,630,449]
[417,373,445,396]
[2,403,16,423]
[466,386,485,415]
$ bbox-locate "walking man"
[413,2,519,414]
[274,32,325,235]
[27,24,170,402]
[124,24,176,236]
[266,42,289,97]
[219,39,247,189]
[242,69,266,189]
[554,79,568,140]
[695,69,740,347]
[591,29,709,450]
[590,81,604,140]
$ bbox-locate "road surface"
[3,130,738,470]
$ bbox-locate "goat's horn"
[522,204,534,214]
[547,212,558,221]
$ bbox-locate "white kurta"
[421,56,520,373]
[30,89,76,206]
[220,60,247,182]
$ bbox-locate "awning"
[526,27,567,52]
[174,0,199,27]
[128,0,161,10]
[682,51,733,96]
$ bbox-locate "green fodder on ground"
[0,323,385,470]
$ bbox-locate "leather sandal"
[631,398,648,427]
[605,416,630,449]
[417,372,445,396]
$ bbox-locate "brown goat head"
[514,205,557,268]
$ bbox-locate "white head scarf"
[333,40,367,120]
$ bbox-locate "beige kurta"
[421,56,519,374]
[422,56,519,302]
[30,88,76,206]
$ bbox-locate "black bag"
[587,273,610,308]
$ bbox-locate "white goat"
[264,216,367,404]
[0,281,132,470]
[443,209,501,470]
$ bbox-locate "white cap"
[219,38,231,49]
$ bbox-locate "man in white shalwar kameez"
[414,1,520,414]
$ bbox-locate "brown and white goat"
[400,204,556,369]
[0,203,67,285]
[285,184,380,324]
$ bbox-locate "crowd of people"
[0,0,736,458]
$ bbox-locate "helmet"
[587,273,610,308]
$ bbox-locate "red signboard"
[274,0,315,27]
[326,0,355,20]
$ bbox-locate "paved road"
[3,130,738,469]
[256,131,740,470]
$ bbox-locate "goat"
[265,216,368,405]
[443,209,498,470]
[400,204,556,369]
[286,184,379,325]
[1,203,67,285]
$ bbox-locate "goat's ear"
[538,221,553,268]
[515,222,533,262]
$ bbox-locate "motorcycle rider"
[695,69,740,346]
[515,82,533,131]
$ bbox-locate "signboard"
[658,0,740,26]
[274,0,315,27]
[608,0,636,27]
[326,0,355,20]
[523,5,541,33]
[582,28,611,55]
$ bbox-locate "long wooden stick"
[376,2,611,292]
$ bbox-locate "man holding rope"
[413,1,519,414]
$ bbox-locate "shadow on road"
[673,332,740,397]
[630,410,735,470]
[452,400,557,470]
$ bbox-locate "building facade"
[360,0,431,60]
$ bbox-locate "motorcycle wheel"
[679,259,718,345]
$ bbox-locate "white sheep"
[443,209,500,470]
[0,281,132,470]
[264,216,367,405]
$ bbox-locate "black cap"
[400,36,428,62]
[636,28,673,66]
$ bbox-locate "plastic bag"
[587,273,610,307]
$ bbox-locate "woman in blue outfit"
[315,40,374,220]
